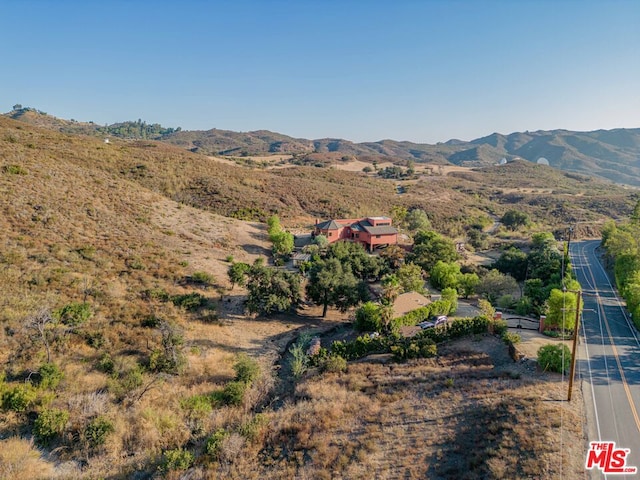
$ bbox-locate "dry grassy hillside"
[0,115,613,479]
[0,117,295,478]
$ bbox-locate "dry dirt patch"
[150,197,269,285]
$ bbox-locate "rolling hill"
[0,110,629,479]
[5,106,640,186]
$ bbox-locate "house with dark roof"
[313,216,398,251]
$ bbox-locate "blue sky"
[1,0,638,143]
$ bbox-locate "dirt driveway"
[504,314,572,359]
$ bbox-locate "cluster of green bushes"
[53,302,92,326]
[332,316,495,363]
[601,219,640,328]
[331,334,392,361]
[180,354,261,412]
[413,316,491,344]
[537,344,571,374]
[0,365,103,447]
[141,287,209,312]
[390,337,437,360]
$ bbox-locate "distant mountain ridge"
[4,106,640,185]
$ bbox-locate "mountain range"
[5,106,640,186]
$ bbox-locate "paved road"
[572,239,640,478]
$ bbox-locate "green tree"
[493,247,528,282]
[405,209,431,232]
[313,234,329,249]
[430,261,461,290]
[267,215,294,258]
[441,287,458,314]
[355,302,382,332]
[477,269,518,304]
[381,274,401,303]
[245,264,301,315]
[396,262,425,293]
[527,234,563,285]
[379,244,406,271]
[227,262,250,289]
[501,210,530,230]
[271,230,294,257]
[327,241,383,280]
[391,205,408,226]
[306,258,368,317]
[458,272,480,298]
[409,230,459,271]
[546,288,581,330]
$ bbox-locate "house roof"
[392,291,431,318]
[292,253,311,261]
[362,225,398,235]
[316,219,342,230]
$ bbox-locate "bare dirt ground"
[150,197,269,284]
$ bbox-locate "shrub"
[2,384,37,412]
[142,287,170,301]
[85,416,115,447]
[141,315,161,328]
[3,164,28,175]
[502,331,521,345]
[219,381,246,406]
[149,348,186,375]
[54,302,92,326]
[514,297,532,316]
[537,343,571,373]
[355,302,383,332]
[391,337,437,360]
[191,271,214,285]
[289,342,309,378]
[331,334,391,361]
[233,354,260,384]
[171,292,207,311]
[497,294,516,310]
[181,394,214,415]
[160,448,194,472]
[181,394,213,433]
[37,363,63,390]
[416,316,490,344]
[206,428,229,459]
[238,414,268,442]
[492,319,508,336]
[95,353,115,374]
[321,355,347,373]
[107,364,144,401]
[33,408,69,444]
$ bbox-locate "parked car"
[418,315,448,329]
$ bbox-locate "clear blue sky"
[2,0,638,143]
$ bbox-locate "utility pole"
[567,290,582,401]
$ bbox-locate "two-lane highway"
[571,240,640,478]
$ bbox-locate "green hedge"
[413,316,491,343]
[330,316,492,362]
[390,299,452,330]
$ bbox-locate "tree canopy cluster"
[492,231,579,327]
[602,210,640,328]
[267,215,294,261]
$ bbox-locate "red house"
[313,216,398,251]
